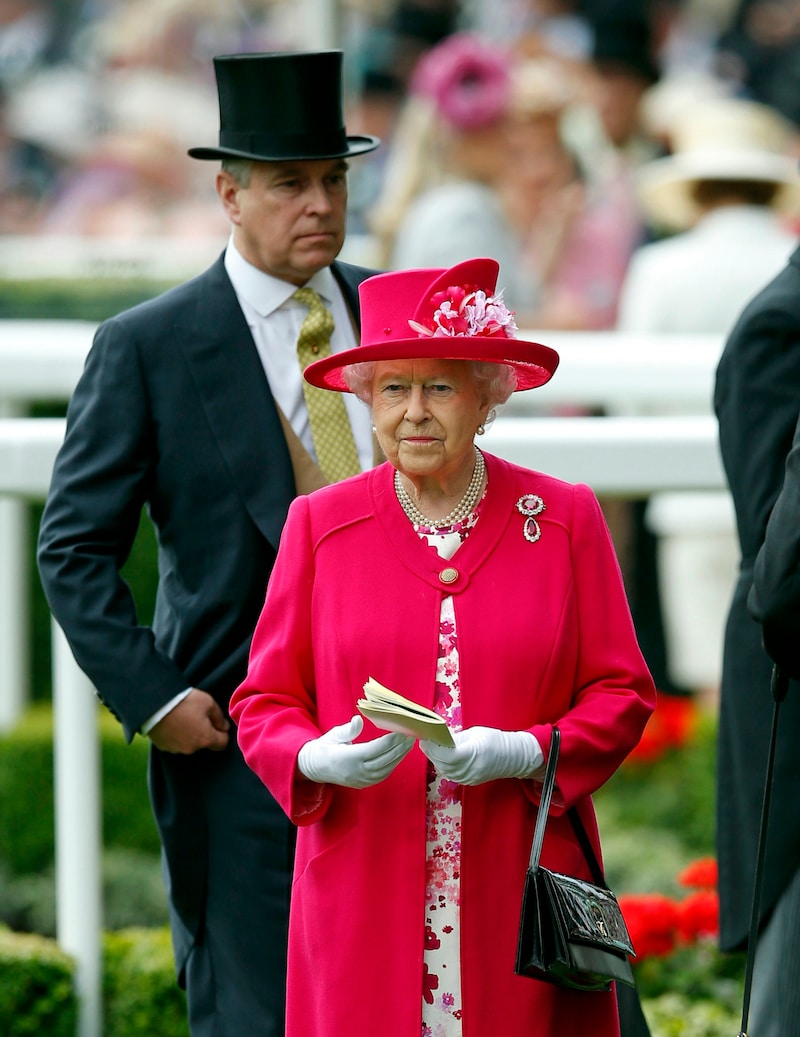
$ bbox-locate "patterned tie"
[293,286,361,483]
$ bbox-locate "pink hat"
[410,33,511,131]
[304,258,560,392]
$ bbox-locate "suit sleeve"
[715,294,800,561]
[37,318,189,740]
[750,410,800,678]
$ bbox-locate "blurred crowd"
[1,0,799,289]
[5,0,800,700]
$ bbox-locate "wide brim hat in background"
[636,96,800,231]
[304,258,560,392]
[188,50,380,161]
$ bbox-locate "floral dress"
[418,503,483,1037]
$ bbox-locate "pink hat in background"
[410,32,511,130]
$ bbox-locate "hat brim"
[304,336,560,392]
[637,151,800,229]
[187,134,380,161]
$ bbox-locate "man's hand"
[148,689,230,754]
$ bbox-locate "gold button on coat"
[439,567,459,585]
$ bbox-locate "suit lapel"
[174,258,295,548]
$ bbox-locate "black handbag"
[515,727,636,992]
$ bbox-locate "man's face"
[217,157,349,285]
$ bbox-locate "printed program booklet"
[357,677,455,747]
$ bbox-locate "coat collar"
[173,255,296,548]
[367,452,522,593]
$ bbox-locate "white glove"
[297,715,414,789]
[420,726,543,786]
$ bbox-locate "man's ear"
[215,170,242,225]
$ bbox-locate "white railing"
[0,321,729,1037]
[0,420,100,1037]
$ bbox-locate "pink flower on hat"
[411,32,511,130]
[408,285,519,340]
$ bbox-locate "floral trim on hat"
[408,285,519,340]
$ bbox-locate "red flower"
[678,857,718,890]
[618,893,681,960]
[677,890,719,942]
[628,692,699,763]
[431,286,472,310]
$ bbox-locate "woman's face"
[371,359,490,483]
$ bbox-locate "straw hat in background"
[635,95,800,231]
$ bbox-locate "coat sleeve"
[715,287,800,562]
[749,409,800,678]
[529,482,657,810]
[37,318,188,739]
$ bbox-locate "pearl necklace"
[394,449,486,531]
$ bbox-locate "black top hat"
[188,50,380,162]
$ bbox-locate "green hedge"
[103,927,188,1037]
[0,705,159,877]
[0,279,172,321]
[0,927,77,1037]
[0,925,189,1037]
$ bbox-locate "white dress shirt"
[224,238,374,470]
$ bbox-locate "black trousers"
[152,741,296,1037]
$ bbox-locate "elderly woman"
[230,258,655,1037]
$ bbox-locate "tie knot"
[294,286,334,349]
[293,286,324,309]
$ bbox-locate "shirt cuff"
[140,688,192,735]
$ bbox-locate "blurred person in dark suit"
[715,235,800,1037]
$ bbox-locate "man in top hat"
[37,50,381,1036]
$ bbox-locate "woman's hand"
[420,727,543,785]
[297,715,414,788]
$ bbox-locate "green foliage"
[103,927,189,1037]
[4,849,167,938]
[0,279,171,320]
[643,992,742,1036]
[0,705,159,876]
[595,710,718,874]
[0,926,77,1037]
[0,925,189,1037]
[0,708,56,875]
[635,940,744,1007]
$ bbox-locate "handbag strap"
[527,727,606,888]
[738,664,789,1037]
[528,727,561,871]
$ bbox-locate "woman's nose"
[404,385,428,422]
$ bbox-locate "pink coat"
[231,453,655,1037]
